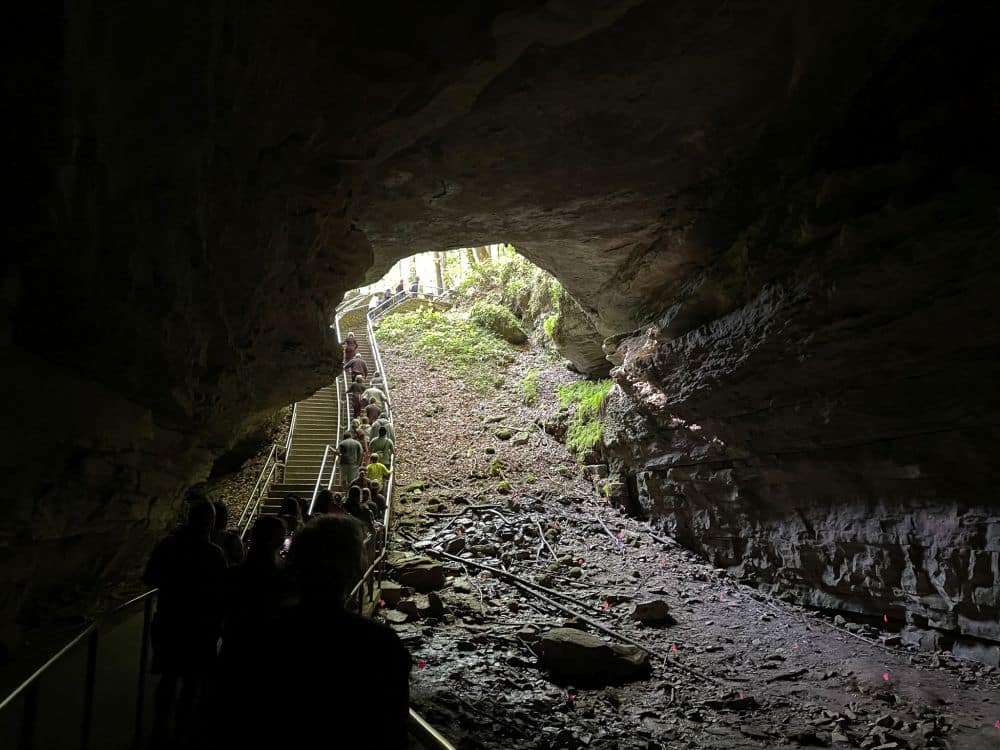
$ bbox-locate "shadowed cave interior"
[2,1,999,745]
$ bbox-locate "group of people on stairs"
[140,321,411,749]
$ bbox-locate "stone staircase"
[259,304,376,516]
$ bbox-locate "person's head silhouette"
[288,516,366,606]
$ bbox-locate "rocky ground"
[378,340,1000,750]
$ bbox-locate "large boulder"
[539,628,650,685]
[469,302,528,344]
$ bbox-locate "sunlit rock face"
[5,0,998,657]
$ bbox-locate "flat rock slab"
[539,627,651,685]
[387,552,446,592]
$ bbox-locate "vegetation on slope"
[557,379,613,459]
[469,301,527,344]
[376,307,516,392]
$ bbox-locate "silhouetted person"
[364,399,381,424]
[361,487,381,522]
[395,278,405,301]
[382,288,392,303]
[344,485,374,526]
[368,479,386,514]
[409,276,420,294]
[278,496,303,535]
[312,488,335,515]
[343,331,358,361]
[344,353,369,381]
[220,516,289,663]
[224,516,410,747]
[211,501,246,567]
[330,492,347,514]
[339,430,362,485]
[143,501,226,748]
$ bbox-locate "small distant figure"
[338,430,363,485]
[364,399,381,424]
[143,501,227,747]
[343,331,358,362]
[382,288,393,303]
[366,453,391,485]
[211,501,246,567]
[394,278,405,302]
[350,418,370,463]
[409,276,420,295]
[344,353,369,381]
[349,374,366,420]
[369,426,394,469]
[359,416,372,442]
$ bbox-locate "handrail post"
[18,682,39,750]
[79,629,99,750]
[132,595,153,748]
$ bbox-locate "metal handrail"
[236,443,277,531]
[410,708,458,750]
[308,444,339,516]
[285,402,298,469]
[0,589,157,749]
[367,285,452,324]
[240,460,279,540]
[334,310,351,419]
[366,313,391,407]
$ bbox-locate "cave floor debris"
[380,342,1000,750]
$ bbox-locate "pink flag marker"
[882,672,890,682]
[379,599,386,608]
[603,601,610,610]
[672,644,679,653]
[418,660,427,670]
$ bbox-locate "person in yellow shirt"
[366,453,392,484]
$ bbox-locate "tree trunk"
[434,251,445,291]
[474,245,490,263]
